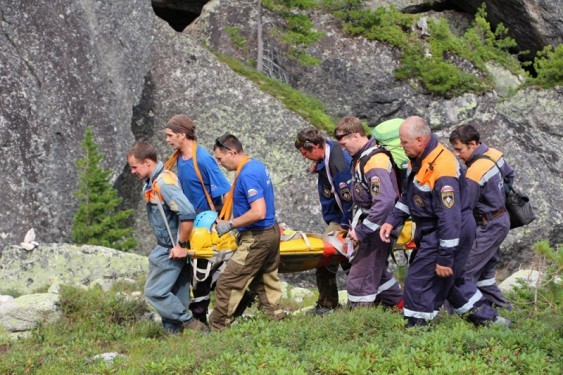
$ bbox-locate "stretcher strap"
[210,249,236,263]
[191,258,212,283]
[191,248,236,282]
[351,208,365,229]
[156,195,177,248]
[321,231,346,256]
[280,231,312,250]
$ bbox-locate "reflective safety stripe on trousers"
[348,277,398,302]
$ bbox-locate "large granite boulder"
[0,293,61,339]
[0,244,148,296]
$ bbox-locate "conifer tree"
[71,126,137,251]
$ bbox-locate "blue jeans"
[144,245,192,332]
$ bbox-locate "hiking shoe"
[181,318,210,334]
[311,305,336,316]
[492,316,512,328]
[192,313,208,325]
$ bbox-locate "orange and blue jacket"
[465,143,514,217]
[351,137,400,242]
[144,162,196,248]
[386,136,469,267]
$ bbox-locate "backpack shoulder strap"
[357,146,402,196]
[468,154,504,177]
[192,141,217,211]
[151,171,177,247]
[357,146,380,186]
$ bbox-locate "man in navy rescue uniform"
[380,116,510,327]
[449,123,513,309]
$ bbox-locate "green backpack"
[371,118,409,169]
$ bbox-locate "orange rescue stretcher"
[189,221,416,274]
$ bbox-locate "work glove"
[216,220,234,237]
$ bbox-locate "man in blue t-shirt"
[165,114,231,324]
[295,127,353,315]
[208,133,284,331]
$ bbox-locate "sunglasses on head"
[334,131,353,141]
[215,138,233,152]
[295,136,314,149]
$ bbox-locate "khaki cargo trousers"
[209,223,283,331]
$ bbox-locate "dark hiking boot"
[310,303,341,316]
[181,318,210,334]
[192,312,208,325]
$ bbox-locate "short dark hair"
[334,116,366,139]
[449,124,480,145]
[295,127,325,150]
[214,133,243,153]
[127,140,158,162]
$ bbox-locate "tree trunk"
[256,0,264,72]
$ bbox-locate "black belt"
[241,224,277,234]
[411,217,438,225]
[474,207,506,225]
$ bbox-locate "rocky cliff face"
[1,0,561,276]
[1,0,153,246]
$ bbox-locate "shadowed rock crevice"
[152,0,208,32]
[402,0,464,13]
[114,73,157,236]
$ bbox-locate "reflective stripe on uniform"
[479,166,501,186]
[395,201,410,215]
[376,277,398,294]
[440,238,459,248]
[403,308,439,320]
[348,292,377,302]
[348,277,398,302]
[476,278,496,287]
[192,295,210,303]
[454,289,483,314]
[362,218,380,231]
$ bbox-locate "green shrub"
[225,26,248,52]
[509,241,562,312]
[263,1,323,66]
[530,44,563,88]
[461,4,521,72]
[337,5,415,49]
[323,2,525,97]
[59,285,149,328]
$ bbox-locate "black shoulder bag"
[472,155,536,229]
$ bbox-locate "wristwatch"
[178,241,189,248]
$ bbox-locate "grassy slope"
[0,282,561,374]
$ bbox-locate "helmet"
[190,227,213,251]
[194,210,218,229]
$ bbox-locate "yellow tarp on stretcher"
[189,222,415,274]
